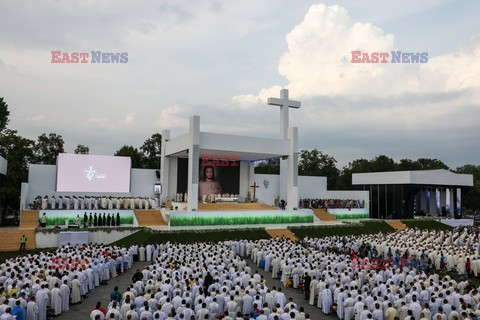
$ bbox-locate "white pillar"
[279,160,287,203]
[187,116,200,211]
[286,127,298,210]
[160,130,170,204]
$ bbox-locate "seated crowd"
[30,196,157,211]
[0,243,133,320]
[299,198,365,209]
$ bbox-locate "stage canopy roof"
[165,131,289,161]
[352,169,473,187]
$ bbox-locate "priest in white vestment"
[60,281,70,312]
[50,283,62,316]
[26,298,39,320]
[71,276,82,304]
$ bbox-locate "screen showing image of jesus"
[176,158,240,197]
[56,154,131,193]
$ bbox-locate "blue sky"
[0,0,479,168]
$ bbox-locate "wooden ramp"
[1,210,38,252]
[198,202,275,211]
[134,210,167,226]
[386,220,407,230]
[266,229,298,241]
[0,229,36,251]
[312,209,337,221]
[20,210,39,228]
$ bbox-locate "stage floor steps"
[20,210,39,228]
[312,209,337,221]
[266,229,298,241]
[134,210,167,226]
[386,220,407,230]
[0,229,36,251]
[197,202,275,211]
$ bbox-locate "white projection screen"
[56,154,131,193]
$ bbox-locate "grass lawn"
[401,219,453,231]
[289,221,396,239]
[113,228,271,246]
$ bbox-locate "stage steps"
[266,229,298,241]
[0,229,36,251]
[20,210,39,228]
[134,210,167,226]
[198,202,275,211]
[386,220,407,230]
[312,209,337,221]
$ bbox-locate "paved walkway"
[56,262,149,320]
[245,258,337,320]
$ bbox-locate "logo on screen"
[84,166,107,181]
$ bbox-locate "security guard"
[19,234,27,251]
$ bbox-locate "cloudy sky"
[1,0,479,169]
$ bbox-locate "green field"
[289,221,396,239]
[113,228,271,246]
[401,219,453,230]
[39,216,134,226]
[332,213,369,219]
[170,214,313,226]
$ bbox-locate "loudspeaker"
[155,171,160,179]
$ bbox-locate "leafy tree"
[298,149,339,189]
[454,164,480,211]
[337,158,372,190]
[0,129,35,215]
[416,158,449,170]
[115,145,144,168]
[397,158,423,171]
[370,155,396,172]
[140,133,162,169]
[33,133,65,164]
[0,97,10,132]
[74,144,90,154]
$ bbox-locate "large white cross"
[267,89,301,140]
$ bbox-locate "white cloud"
[120,112,135,126]
[234,3,480,102]
[153,105,188,129]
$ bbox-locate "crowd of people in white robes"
[31,196,157,211]
[0,244,133,320]
[102,242,311,320]
[246,226,480,320]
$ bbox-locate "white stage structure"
[353,169,473,219]
[160,89,302,211]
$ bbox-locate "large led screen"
[56,154,131,193]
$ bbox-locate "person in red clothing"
[466,257,471,276]
[90,301,107,320]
